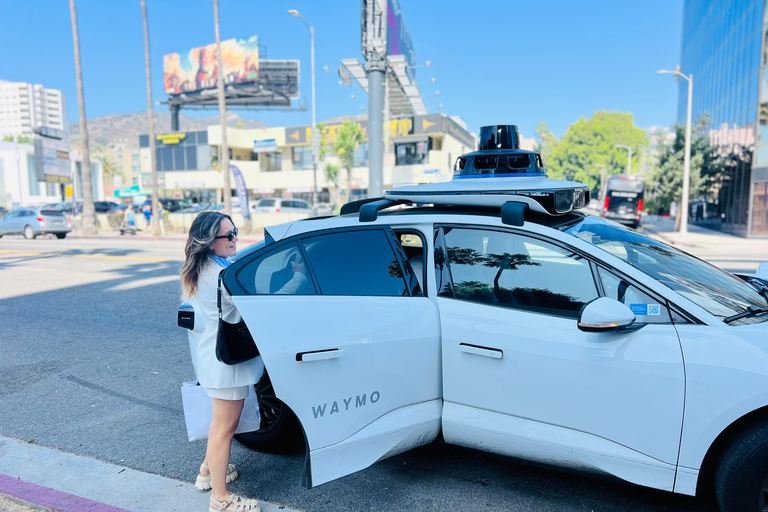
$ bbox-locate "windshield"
[564,215,768,324]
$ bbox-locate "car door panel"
[228,227,441,487]
[439,299,685,464]
[436,226,685,490]
[442,401,677,492]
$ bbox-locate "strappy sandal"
[195,463,238,490]
[209,493,260,512]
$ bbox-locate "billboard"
[164,35,259,95]
[33,126,71,184]
[386,0,415,79]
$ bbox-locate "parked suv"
[0,208,72,238]
[180,126,768,512]
[253,198,311,214]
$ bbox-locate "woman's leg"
[207,398,244,502]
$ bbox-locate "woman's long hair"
[180,211,233,299]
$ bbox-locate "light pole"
[289,9,318,208]
[658,68,693,237]
[614,144,632,175]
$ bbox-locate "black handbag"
[215,274,260,365]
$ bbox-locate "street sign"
[338,65,352,87]
[65,185,73,198]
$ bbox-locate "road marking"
[74,254,167,262]
[103,274,180,291]
[0,250,168,262]
[0,250,43,256]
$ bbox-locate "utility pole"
[367,52,385,198]
[141,0,160,236]
[69,0,96,234]
[213,0,231,214]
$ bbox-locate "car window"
[442,227,598,317]
[258,199,275,207]
[566,215,768,323]
[597,267,672,324]
[4,211,18,219]
[302,230,409,296]
[40,210,65,217]
[236,242,317,295]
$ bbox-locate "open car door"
[224,227,441,487]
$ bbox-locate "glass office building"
[679,0,768,236]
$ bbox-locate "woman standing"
[180,211,262,512]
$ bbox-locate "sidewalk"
[0,436,301,512]
[640,215,768,274]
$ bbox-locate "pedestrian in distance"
[143,204,152,229]
[180,212,262,512]
[125,205,136,232]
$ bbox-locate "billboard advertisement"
[386,0,415,79]
[164,35,259,95]
[33,126,71,184]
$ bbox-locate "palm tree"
[141,0,160,235]
[213,0,232,214]
[333,121,366,203]
[69,0,96,234]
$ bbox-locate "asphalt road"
[0,234,713,512]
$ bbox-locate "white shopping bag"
[180,381,261,442]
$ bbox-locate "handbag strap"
[217,272,223,321]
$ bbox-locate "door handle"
[459,343,503,359]
[296,349,345,362]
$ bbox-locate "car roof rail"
[340,197,385,215]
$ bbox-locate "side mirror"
[578,297,636,333]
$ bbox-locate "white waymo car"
[181,126,768,512]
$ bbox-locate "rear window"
[259,199,276,207]
[302,230,408,296]
[40,210,65,217]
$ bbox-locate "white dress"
[194,260,264,390]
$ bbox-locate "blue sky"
[0,0,683,140]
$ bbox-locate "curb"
[639,226,698,248]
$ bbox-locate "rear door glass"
[302,230,409,296]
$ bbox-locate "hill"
[69,111,268,151]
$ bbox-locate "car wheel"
[23,225,36,239]
[234,370,303,453]
[56,233,66,239]
[715,419,768,512]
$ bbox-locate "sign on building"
[254,139,279,153]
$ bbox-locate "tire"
[234,370,303,454]
[715,419,768,512]
[56,233,66,239]
[23,225,36,239]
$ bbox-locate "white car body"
[216,205,768,499]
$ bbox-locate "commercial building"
[0,81,67,138]
[678,0,766,236]
[138,113,475,206]
[0,141,103,209]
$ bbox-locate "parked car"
[181,127,768,512]
[94,201,118,213]
[141,198,185,213]
[253,198,312,215]
[0,207,72,238]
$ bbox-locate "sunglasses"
[214,227,238,242]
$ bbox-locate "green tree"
[234,122,246,129]
[16,135,32,144]
[647,124,722,230]
[332,121,366,203]
[2,135,13,142]
[535,122,558,166]
[96,153,121,184]
[548,111,647,199]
